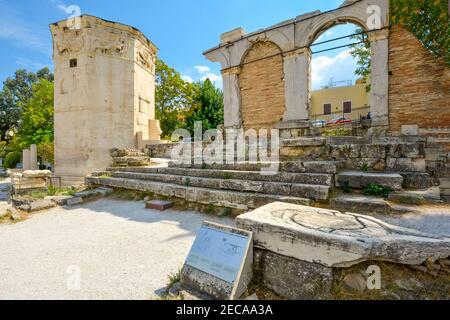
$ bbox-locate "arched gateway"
[204,0,389,132]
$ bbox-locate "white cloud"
[194,66,211,74]
[200,73,221,83]
[192,65,222,85]
[181,75,194,83]
[311,49,357,90]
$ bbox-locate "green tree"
[350,28,371,92]
[391,0,449,65]
[0,67,53,141]
[155,58,198,138]
[13,79,54,150]
[184,79,224,134]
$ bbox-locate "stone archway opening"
[309,22,372,128]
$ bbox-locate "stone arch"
[306,16,368,47]
[239,41,286,130]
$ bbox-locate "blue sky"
[0,0,360,90]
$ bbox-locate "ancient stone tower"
[50,15,160,185]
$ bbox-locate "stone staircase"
[440,153,450,202]
[86,160,338,211]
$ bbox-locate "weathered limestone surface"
[86,176,313,210]
[236,202,450,268]
[204,0,389,127]
[254,249,333,300]
[336,171,403,190]
[51,15,159,185]
[330,195,391,215]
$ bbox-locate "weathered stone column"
[282,48,311,123]
[221,66,242,129]
[369,29,389,129]
[30,144,38,170]
[22,149,30,170]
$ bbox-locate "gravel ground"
[0,198,233,300]
[0,175,449,300]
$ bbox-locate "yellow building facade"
[311,84,370,122]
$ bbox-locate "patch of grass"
[30,190,47,199]
[204,204,216,215]
[361,163,370,172]
[363,183,392,198]
[62,187,77,197]
[157,270,184,300]
[167,270,181,290]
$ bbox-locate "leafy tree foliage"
[13,79,54,149]
[350,28,371,92]
[0,67,53,141]
[391,0,449,65]
[184,79,224,134]
[155,58,198,138]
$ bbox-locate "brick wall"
[239,41,286,131]
[389,25,450,132]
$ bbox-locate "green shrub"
[3,151,21,169]
[363,183,392,198]
[361,163,370,172]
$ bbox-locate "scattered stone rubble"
[111,148,154,167]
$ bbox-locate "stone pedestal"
[22,149,31,171]
[30,144,38,170]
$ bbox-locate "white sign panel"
[185,224,250,284]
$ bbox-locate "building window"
[70,59,77,68]
[323,103,332,115]
[343,101,352,114]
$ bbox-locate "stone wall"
[239,41,286,131]
[389,25,450,133]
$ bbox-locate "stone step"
[336,171,403,191]
[389,187,442,205]
[440,178,450,189]
[399,172,431,190]
[112,156,153,167]
[330,195,391,215]
[107,171,330,200]
[168,160,341,174]
[86,176,313,210]
[106,166,334,186]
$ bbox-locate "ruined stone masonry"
[204,0,390,131]
[50,15,161,185]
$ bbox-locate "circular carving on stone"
[271,208,365,232]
